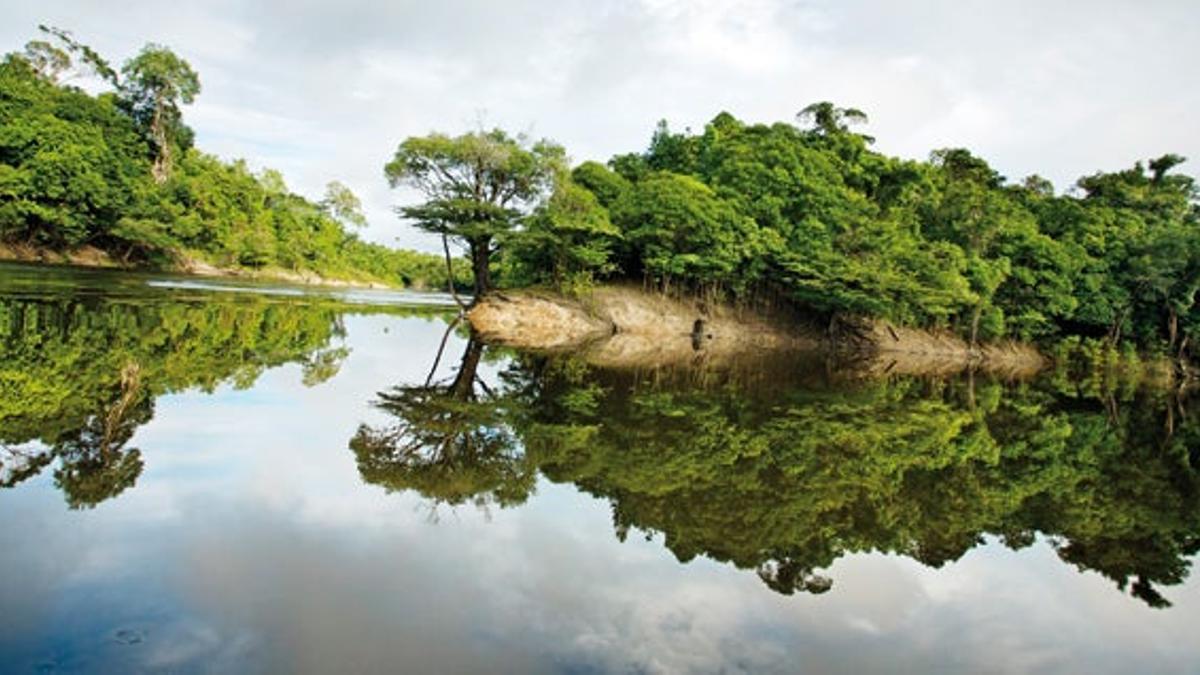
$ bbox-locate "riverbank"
[0,242,396,290]
[467,285,1046,377]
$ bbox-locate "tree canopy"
[469,107,1200,360]
[0,29,464,289]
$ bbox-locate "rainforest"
[2,20,1199,675]
[4,29,1198,363]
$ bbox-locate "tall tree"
[119,44,200,182]
[384,129,562,299]
[797,101,870,137]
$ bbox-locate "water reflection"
[0,272,452,509]
[350,336,533,512]
[354,346,1200,608]
[3,265,1200,672]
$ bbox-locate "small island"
[382,107,1198,383]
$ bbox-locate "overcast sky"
[4,1,1198,251]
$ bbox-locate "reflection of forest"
[354,341,1200,608]
[0,292,446,508]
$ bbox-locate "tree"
[509,173,620,288]
[119,44,200,182]
[321,180,368,228]
[611,171,762,293]
[37,25,118,84]
[571,161,630,209]
[0,53,145,247]
[385,130,563,299]
[21,41,70,83]
[797,101,870,137]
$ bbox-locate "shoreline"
[469,286,1200,388]
[467,285,1046,377]
[0,242,397,291]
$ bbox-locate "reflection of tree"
[505,355,1200,608]
[1,293,429,508]
[351,337,534,511]
[2,362,150,508]
[757,560,833,595]
[0,445,53,489]
[301,347,351,387]
[344,343,1200,606]
[52,362,150,509]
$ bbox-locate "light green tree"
[384,129,563,299]
[119,44,200,181]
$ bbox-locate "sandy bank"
[467,286,1046,377]
[469,286,817,369]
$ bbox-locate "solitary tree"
[384,129,562,300]
[120,44,200,182]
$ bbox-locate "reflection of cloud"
[3,314,1200,672]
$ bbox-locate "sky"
[3,0,1198,251]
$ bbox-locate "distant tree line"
[389,104,1199,358]
[0,28,467,289]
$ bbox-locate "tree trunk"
[1107,307,1127,346]
[442,234,467,310]
[150,93,170,183]
[970,304,982,347]
[1168,305,1179,351]
[469,237,492,299]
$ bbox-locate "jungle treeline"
[0,29,466,289]
[387,106,1198,361]
[3,28,1197,357]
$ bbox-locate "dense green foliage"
[409,106,1196,357]
[0,274,453,508]
[352,344,1200,608]
[0,30,462,289]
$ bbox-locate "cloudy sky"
[3,1,1198,251]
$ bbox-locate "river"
[1,262,1197,674]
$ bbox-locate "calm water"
[1,262,1198,674]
